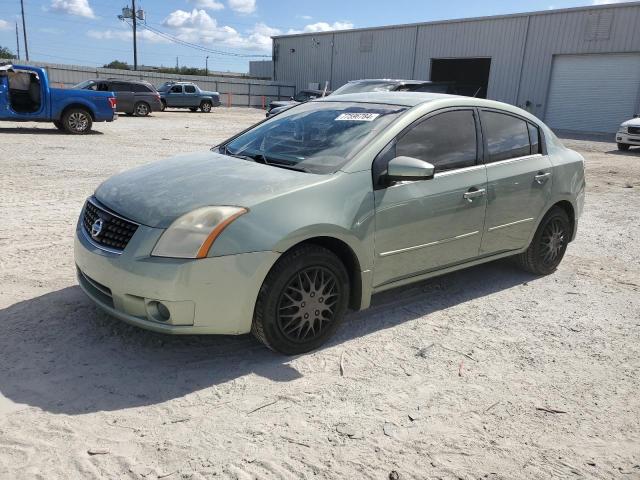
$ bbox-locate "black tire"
[189,107,198,112]
[252,245,350,355]
[618,143,630,151]
[516,207,571,275]
[160,100,166,112]
[134,101,150,117]
[62,108,92,134]
[200,101,212,113]
[53,120,64,130]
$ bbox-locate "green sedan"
[74,92,585,354]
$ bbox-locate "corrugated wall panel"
[274,36,333,90]
[330,26,417,89]
[517,5,640,119]
[413,16,529,103]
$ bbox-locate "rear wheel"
[618,142,630,151]
[516,207,570,275]
[134,102,150,117]
[252,245,350,355]
[200,101,212,113]
[62,108,92,134]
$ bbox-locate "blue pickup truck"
[0,63,117,134]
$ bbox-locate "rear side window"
[396,110,477,173]
[185,85,196,93]
[110,83,131,92]
[481,111,531,162]
[131,83,152,93]
[528,123,541,154]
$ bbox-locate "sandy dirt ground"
[0,110,639,480]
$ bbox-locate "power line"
[124,20,270,58]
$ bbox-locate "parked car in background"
[0,63,116,134]
[616,115,640,151]
[157,82,221,113]
[331,79,482,97]
[266,89,331,117]
[74,78,162,117]
[75,92,585,355]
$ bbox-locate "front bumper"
[74,222,280,335]
[616,132,640,146]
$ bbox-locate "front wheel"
[252,245,350,355]
[134,102,150,117]
[200,101,212,113]
[515,207,570,275]
[62,108,92,134]
[618,142,630,151]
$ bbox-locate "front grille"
[82,198,138,252]
[628,126,640,135]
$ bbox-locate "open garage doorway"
[430,58,491,98]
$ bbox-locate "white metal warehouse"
[271,2,640,133]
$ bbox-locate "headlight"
[152,206,247,259]
[619,126,628,134]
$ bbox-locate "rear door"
[373,108,488,287]
[184,84,198,107]
[479,110,553,255]
[109,82,135,113]
[0,73,9,119]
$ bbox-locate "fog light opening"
[148,301,171,322]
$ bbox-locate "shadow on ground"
[0,259,534,415]
[0,127,104,135]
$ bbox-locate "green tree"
[0,46,17,60]
[103,60,130,70]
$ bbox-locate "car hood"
[94,151,327,228]
[201,90,219,97]
[270,100,297,109]
[621,117,640,127]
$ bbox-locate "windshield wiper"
[221,146,310,173]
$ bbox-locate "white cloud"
[298,15,313,20]
[0,19,12,31]
[50,0,95,18]
[87,28,171,44]
[188,0,225,10]
[228,0,256,14]
[300,21,353,33]
[155,9,354,53]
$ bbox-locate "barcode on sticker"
[335,113,380,122]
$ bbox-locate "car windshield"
[222,101,406,174]
[332,81,399,95]
[74,80,96,90]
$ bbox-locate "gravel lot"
[0,110,639,480]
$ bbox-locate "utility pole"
[20,0,29,61]
[15,21,20,60]
[131,0,137,70]
[205,55,209,76]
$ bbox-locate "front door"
[478,110,553,254]
[373,109,488,287]
[166,85,184,107]
[0,74,9,119]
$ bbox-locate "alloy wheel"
[68,112,89,132]
[276,267,340,343]
[136,103,149,116]
[539,218,566,266]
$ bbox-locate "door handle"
[535,172,552,184]
[463,188,486,203]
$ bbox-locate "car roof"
[346,79,432,86]
[314,91,535,118]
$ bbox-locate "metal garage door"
[545,53,640,133]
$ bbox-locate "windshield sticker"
[335,113,380,122]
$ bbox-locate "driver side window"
[396,110,478,173]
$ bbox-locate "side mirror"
[387,156,435,182]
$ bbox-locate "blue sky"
[0,0,627,72]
